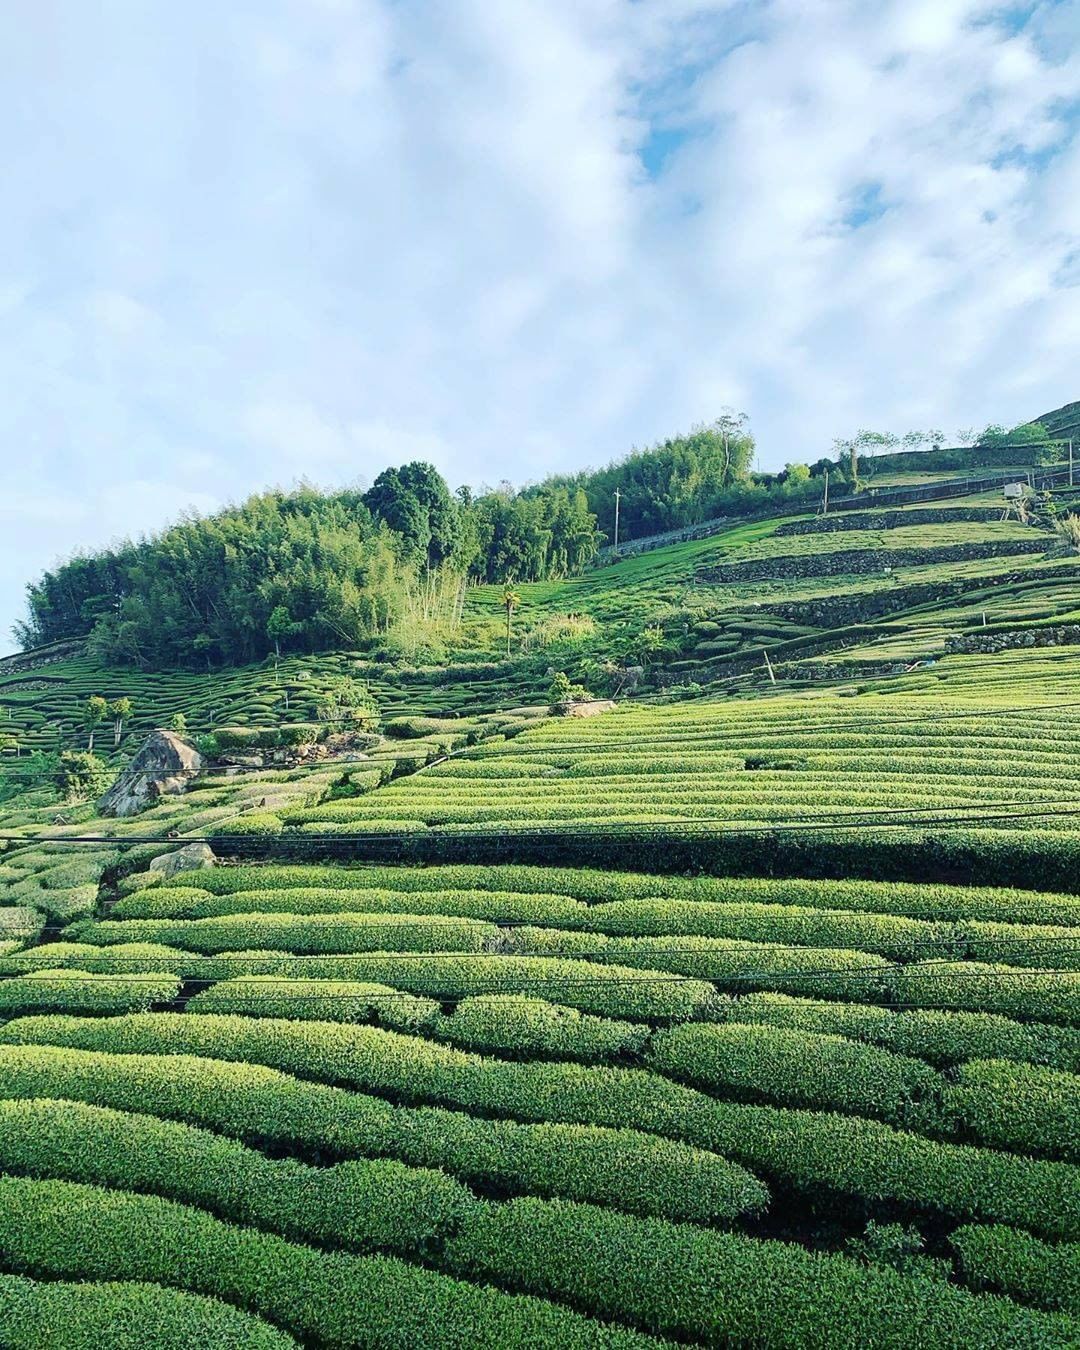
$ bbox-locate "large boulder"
[97,730,202,818]
[149,842,217,878]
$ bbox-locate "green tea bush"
[192,952,716,1022]
[0,1042,765,1225]
[581,898,949,962]
[157,863,1080,927]
[71,911,498,955]
[887,963,1078,1025]
[958,921,1080,972]
[211,813,284,837]
[0,1176,656,1349]
[951,1224,1080,1316]
[0,1274,298,1349]
[712,993,1080,1073]
[647,1022,941,1126]
[943,1060,1080,1162]
[0,969,180,1016]
[432,996,649,1061]
[115,885,587,928]
[8,1014,1074,1238]
[188,977,440,1032]
[0,908,44,946]
[597,935,891,1001]
[445,1196,1077,1348]
[0,1097,473,1256]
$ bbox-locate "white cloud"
[0,0,1078,650]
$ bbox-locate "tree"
[54,750,110,802]
[169,712,188,736]
[267,606,299,660]
[955,428,978,446]
[82,695,108,753]
[108,697,132,748]
[363,462,461,570]
[502,588,521,657]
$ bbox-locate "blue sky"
[1,0,1079,651]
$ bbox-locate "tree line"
[16,471,606,666]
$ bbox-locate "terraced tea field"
[3,498,1077,762]
[0,633,1077,1345]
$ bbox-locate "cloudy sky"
[1,0,1079,649]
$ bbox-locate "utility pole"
[822,469,829,516]
[763,649,777,684]
[613,488,621,552]
[1070,439,1074,488]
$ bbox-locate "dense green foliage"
[0,1275,298,1349]
[447,1197,1077,1347]
[0,1176,659,1349]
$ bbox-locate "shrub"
[0,1176,655,1349]
[71,912,498,956]
[53,751,110,803]
[943,1060,1080,1162]
[188,977,440,1033]
[583,898,947,962]
[445,1196,1077,1347]
[0,1042,765,1225]
[952,1224,1080,1316]
[187,952,715,1023]
[0,969,180,1016]
[887,963,1078,1025]
[647,1022,941,1126]
[598,935,891,1002]
[0,1274,297,1349]
[7,1013,1075,1239]
[712,993,1080,1073]
[212,813,284,837]
[0,1097,473,1257]
[114,884,588,928]
[433,996,649,1061]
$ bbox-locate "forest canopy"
[16,415,829,666]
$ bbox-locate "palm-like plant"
[502,588,521,657]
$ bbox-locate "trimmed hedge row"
[886,963,1079,1026]
[594,935,891,1002]
[114,885,588,929]
[164,864,1080,927]
[712,993,1080,1073]
[212,826,1080,895]
[7,1014,1074,1239]
[951,1224,1080,1316]
[943,1060,1080,1162]
[0,1274,298,1349]
[581,899,948,962]
[188,978,441,1032]
[0,1043,765,1225]
[70,912,498,956]
[647,1022,940,1126]
[431,996,649,1061]
[446,1197,1078,1348]
[0,1176,659,1349]
[0,945,717,1022]
[195,953,716,1023]
[0,970,180,1016]
[0,1097,473,1256]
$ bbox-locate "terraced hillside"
[3,496,1077,764]
[0,634,1077,1344]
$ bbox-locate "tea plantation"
[0,498,1077,1345]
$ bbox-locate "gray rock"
[560,699,617,718]
[149,842,217,877]
[97,729,202,817]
